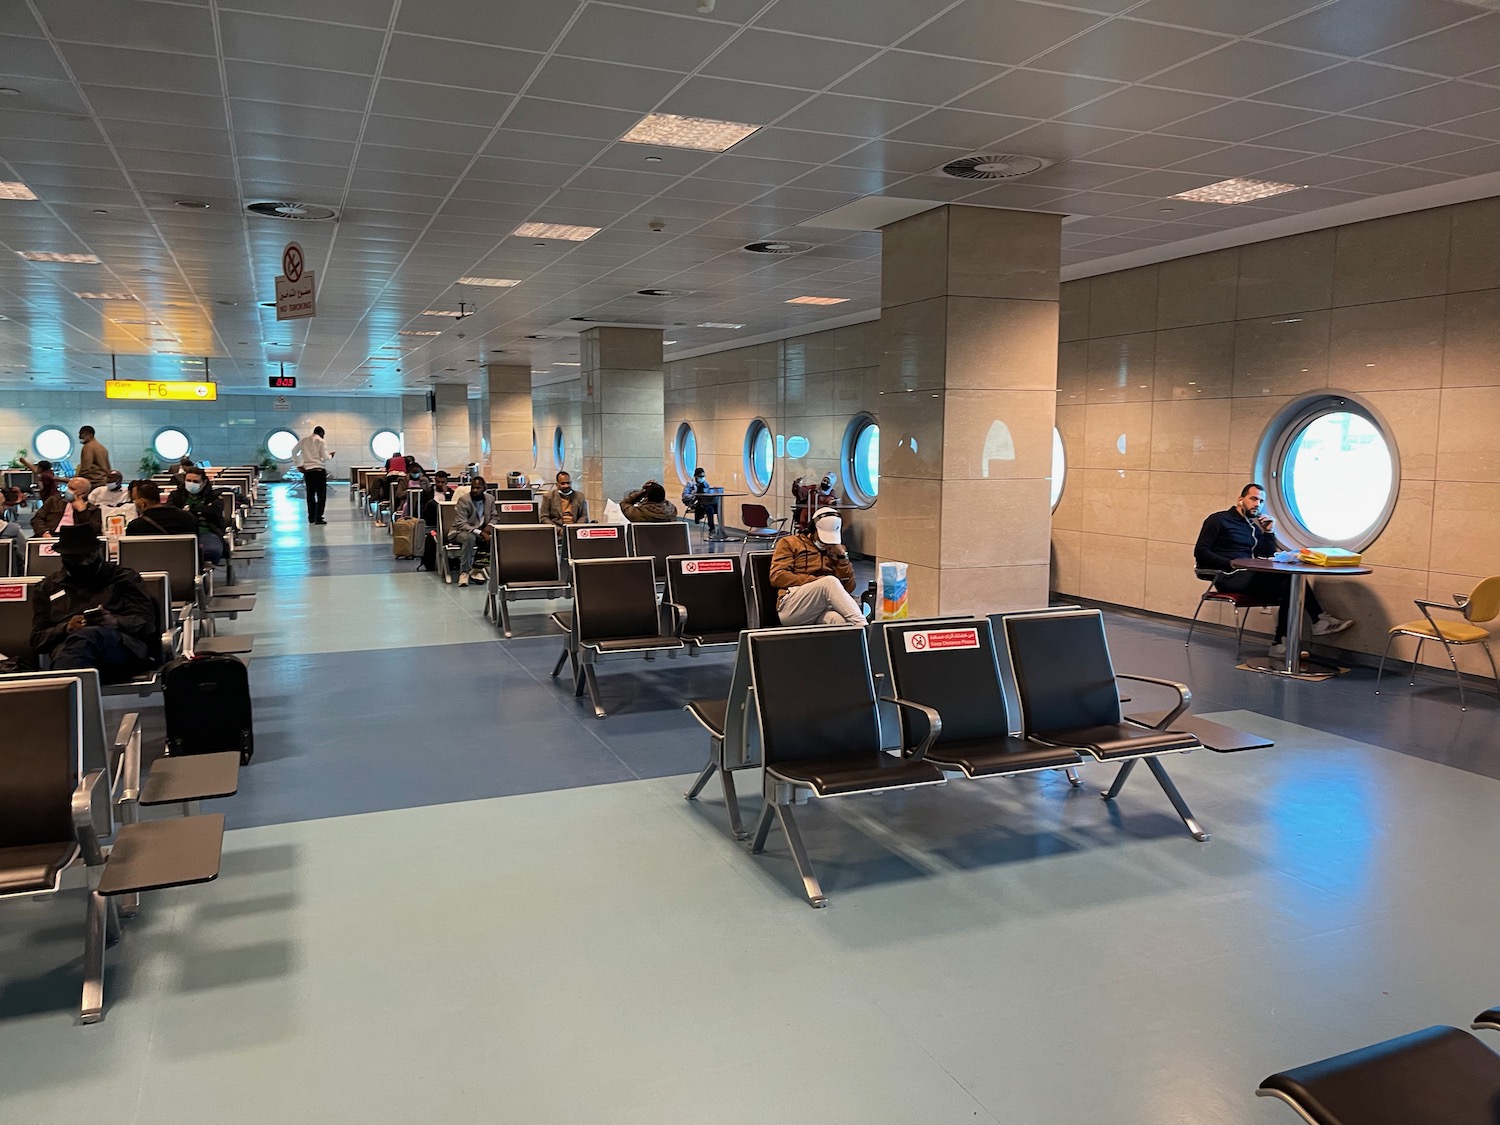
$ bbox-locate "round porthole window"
[1257,394,1398,551]
[33,426,72,461]
[370,429,402,461]
[265,429,299,463]
[153,427,191,462]
[674,422,697,483]
[1050,427,1066,512]
[841,414,879,508]
[744,418,773,495]
[553,426,565,469]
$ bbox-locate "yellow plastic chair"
[1376,576,1500,710]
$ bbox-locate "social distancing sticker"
[0,584,24,601]
[682,559,734,574]
[903,627,980,653]
[500,503,533,512]
[577,527,619,539]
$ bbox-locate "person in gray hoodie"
[621,480,678,523]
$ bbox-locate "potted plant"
[254,445,281,480]
[7,448,26,469]
[138,449,162,477]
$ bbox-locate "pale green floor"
[2,711,1496,1124]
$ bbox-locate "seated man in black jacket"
[168,464,229,565]
[127,480,200,537]
[30,524,160,682]
[1194,482,1352,658]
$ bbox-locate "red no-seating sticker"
[682,559,734,574]
[500,503,533,512]
[0,584,24,601]
[904,627,980,653]
[577,527,619,539]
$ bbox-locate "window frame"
[1255,392,1400,552]
[673,421,697,484]
[370,429,402,461]
[1050,426,1066,513]
[152,427,192,463]
[264,428,300,463]
[841,413,879,508]
[33,425,72,462]
[553,425,565,470]
[743,418,773,496]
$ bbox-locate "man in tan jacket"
[77,425,111,488]
[768,506,863,626]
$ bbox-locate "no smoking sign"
[282,242,304,283]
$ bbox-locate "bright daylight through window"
[1278,407,1395,548]
[265,429,299,462]
[33,426,71,461]
[370,430,401,461]
[744,419,773,495]
[843,415,879,507]
[153,428,191,461]
[674,422,697,483]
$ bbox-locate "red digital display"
[269,375,297,389]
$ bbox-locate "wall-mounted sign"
[275,271,315,320]
[269,375,297,389]
[105,380,217,402]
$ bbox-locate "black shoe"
[313,518,327,524]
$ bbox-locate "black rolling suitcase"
[163,654,254,764]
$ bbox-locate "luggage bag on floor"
[163,654,254,764]
[393,517,426,558]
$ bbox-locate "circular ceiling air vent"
[937,154,1053,181]
[743,240,812,255]
[245,201,339,221]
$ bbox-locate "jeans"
[303,468,328,521]
[49,626,152,683]
[777,575,864,626]
[690,497,718,532]
[198,530,226,565]
[1214,570,1325,643]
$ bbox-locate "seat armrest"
[1117,672,1192,730]
[887,696,942,761]
[662,601,686,638]
[71,768,111,865]
[113,712,142,803]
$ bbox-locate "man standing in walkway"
[76,425,111,489]
[292,425,333,524]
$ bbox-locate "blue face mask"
[185,482,203,495]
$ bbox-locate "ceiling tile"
[237,132,356,166]
[36,0,216,53]
[87,86,228,130]
[1057,86,1228,131]
[228,0,395,28]
[488,130,612,167]
[1256,0,1478,56]
[556,5,734,71]
[1258,114,1409,153]
[1166,144,1315,177]
[1256,62,1440,113]
[754,0,955,47]
[1414,143,1500,175]
[696,153,817,186]
[1030,19,1227,82]
[229,99,365,142]
[1443,107,1500,141]
[1326,164,1459,193]
[952,180,1073,208]
[55,43,223,94]
[1022,161,1138,189]
[1257,152,1389,185]
[1085,131,1226,166]
[502,98,639,141]
[1337,127,1487,164]
[832,138,972,173]
[1164,100,1321,143]
[360,115,491,154]
[882,107,1035,149]
[369,80,515,127]
[702,29,877,91]
[1151,40,1337,98]
[115,148,233,179]
[774,93,926,137]
[1129,0,1328,36]
[526,57,683,112]
[381,34,541,94]
[223,60,373,112]
[0,79,86,116]
[657,76,811,124]
[1370,15,1500,77]
[728,127,863,164]
[589,140,716,176]
[1355,81,1500,127]
[217,11,386,73]
[100,119,228,154]
[566,166,675,194]
[355,145,473,177]
[900,0,1105,65]
[788,163,904,193]
[1098,168,1224,197]
[989,119,1136,160]
[833,50,1001,105]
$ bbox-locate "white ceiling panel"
[656,76,811,125]
[555,5,733,70]
[36,0,217,54]
[526,57,682,112]
[1256,0,1478,56]
[502,97,640,140]
[1165,100,1322,143]
[884,108,1035,150]
[381,34,541,94]
[1151,40,1336,98]
[217,12,387,74]
[754,0,955,47]
[1356,81,1500,128]
[222,60,374,112]
[1032,19,1228,82]
[833,51,1003,106]
[702,29,877,91]
[1369,15,1500,76]
[1257,62,1441,114]
[229,100,364,142]
[900,1,1105,65]
[1128,0,1327,36]
[1415,144,1500,175]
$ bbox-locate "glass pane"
[1050,427,1066,510]
[266,430,299,462]
[370,430,401,460]
[554,426,565,468]
[1283,411,1393,542]
[34,427,71,460]
[853,422,879,498]
[678,424,696,481]
[153,429,190,461]
[751,424,772,486]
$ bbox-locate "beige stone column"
[579,327,664,510]
[401,393,433,465]
[878,205,1061,617]
[433,383,470,472]
[483,363,533,480]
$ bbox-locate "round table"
[690,492,746,542]
[1231,556,1373,679]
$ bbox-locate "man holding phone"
[770,506,864,626]
[28,524,160,681]
[1195,483,1352,658]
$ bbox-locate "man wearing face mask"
[680,467,718,536]
[29,524,159,682]
[168,464,229,566]
[126,480,199,537]
[450,476,492,587]
[89,470,137,517]
[32,476,102,538]
[1195,482,1352,659]
[770,506,864,626]
[540,471,589,527]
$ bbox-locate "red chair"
[738,503,787,556]
[1186,568,1278,651]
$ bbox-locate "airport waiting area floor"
[1,484,1496,1124]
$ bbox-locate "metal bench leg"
[499,593,513,638]
[1375,632,1398,695]
[1146,756,1209,842]
[1064,767,1081,787]
[776,803,828,908]
[80,890,118,1024]
[550,644,570,678]
[1101,757,1136,800]
[721,766,747,840]
[684,756,717,801]
[582,663,605,718]
[749,801,775,854]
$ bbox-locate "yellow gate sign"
[105,380,218,401]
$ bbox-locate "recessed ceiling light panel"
[787,296,848,306]
[512,222,600,241]
[400,329,441,337]
[422,309,462,317]
[698,322,745,330]
[19,251,99,263]
[0,181,37,200]
[621,112,759,152]
[457,276,520,287]
[74,291,136,300]
[1172,177,1305,204]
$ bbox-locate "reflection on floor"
[1,482,1493,1125]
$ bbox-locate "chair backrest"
[1003,608,1122,736]
[138,571,171,656]
[628,521,691,582]
[565,523,628,563]
[745,550,777,628]
[742,503,772,528]
[0,539,12,577]
[3,469,34,491]
[117,535,199,605]
[492,488,532,502]
[26,536,67,578]
[434,500,459,542]
[573,558,660,642]
[0,576,44,665]
[8,668,111,777]
[664,554,748,637]
[219,493,236,524]
[0,677,81,850]
[493,525,563,585]
[884,618,1008,745]
[1465,576,1500,624]
[492,500,540,525]
[747,626,878,767]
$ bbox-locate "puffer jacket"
[621,489,678,523]
[768,532,855,602]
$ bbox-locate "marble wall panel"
[1087,264,1158,337]
[1441,288,1500,388]
[1156,247,1239,329]
[1086,333,1155,402]
[947,206,1061,302]
[1327,297,1446,391]
[1051,527,1082,593]
[1057,339,1088,406]
[945,296,1060,391]
[881,206,949,308]
[940,477,1052,569]
[1078,531,1147,607]
[940,561,1052,615]
[1059,278,1090,342]
[942,389,1054,481]
[1333,207,1452,307]
[1232,311,1331,398]
[1153,321,1235,400]
[879,296,947,393]
[1082,466,1149,537]
[1360,477,1433,572]
[1236,228,1336,319]
[1149,399,1232,474]
[1448,196,1500,294]
[1360,388,1439,481]
[1145,470,1235,545]
[1430,480,1500,576]
[1082,400,1153,470]
[1435,386,1500,483]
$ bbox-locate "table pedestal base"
[1237,655,1348,682]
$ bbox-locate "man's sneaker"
[1311,613,1354,636]
[1269,642,1309,659]
[457,573,469,587]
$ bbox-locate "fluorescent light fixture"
[698,322,745,329]
[400,329,442,336]
[457,276,520,287]
[422,309,462,317]
[621,112,759,152]
[786,296,848,306]
[0,181,36,200]
[512,222,601,241]
[74,291,136,300]
[1172,177,1304,204]
[19,251,100,263]
[553,361,580,367]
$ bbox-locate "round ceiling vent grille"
[937,154,1053,181]
[743,240,812,255]
[245,201,339,221]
